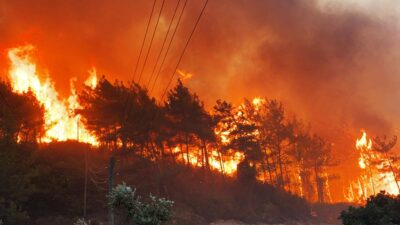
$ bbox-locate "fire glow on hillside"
[5,44,400,203]
[6,44,243,174]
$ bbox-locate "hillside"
[1,141,347,225]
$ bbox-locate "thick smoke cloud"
[1,0,400,200]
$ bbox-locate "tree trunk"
[179,143,185,164]
[202,139,210,172]
[149,138,159,161]
[277,147,285,189]
[385,153,400,192]
[218,150,225,176]
[264,149,274,185]
[260,160,267,183]
[121,137,127,154]
[159,141,165,161]
[284,162,291,193]
[314,164,324,203]
[185,133,190,167]
[108,155,115,225]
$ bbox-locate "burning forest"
[1,0,400,225]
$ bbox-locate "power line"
[160,0,209,100]
[132,0,157,83]
[146,0,182,88]
[150,0,188,94]
[137,0,166,84]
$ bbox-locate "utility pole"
[108,155,115,225]
[80,117,88,220]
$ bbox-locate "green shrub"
[108,183,174,225]
[340,191,400,225]
[0,198,29,225]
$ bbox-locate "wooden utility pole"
[83,146,88,219]
[108,155,115,225]
[79,117,88,220]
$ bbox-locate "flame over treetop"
[356,131,372,169]
[346,130,399,202]
[85,67,98,90]
[356,131,372,150]
[7,45,98,145]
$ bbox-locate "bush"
[0,142,36,225]
[0,198,29,225]
[108,183,174,225]
[339,191,400,225]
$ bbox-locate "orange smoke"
[7,45,98,145]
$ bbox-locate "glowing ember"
[176,69,193,81]
[7,45,98,145]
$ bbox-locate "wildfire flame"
[171,97,267,175]
[5,44,245,174]
[356,131,372,169]
[173,146,244,175]
[85,67,98,89]
[7,45,98,145]
[347,131,399,202]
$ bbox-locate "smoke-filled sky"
[1,0,400,200]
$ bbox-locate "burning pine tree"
[346,131,400,202]
[2,44,337,203]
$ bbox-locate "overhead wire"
[150,0,188,94]
[137,0,166,84]
[132,0,158,83]
[160,0,209,100]
[146,0,182,88]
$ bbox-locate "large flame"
[356,131,372,169]
[346,131,399,202]
[7,45,98,145]
[85,67,98,89]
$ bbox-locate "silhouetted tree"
[0,81,44,143]
[212,100,236,174]
[77,76,337,202]
[308,135,335,203]
[287,118,315,200]
[228,102,261,182]
[195,111,215,172]
[79,77,159,155]
[123,84,159,156]
[0,142,37,224]
[165,80,209,168]
[257,99,292,190]
[78,77,128,148]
